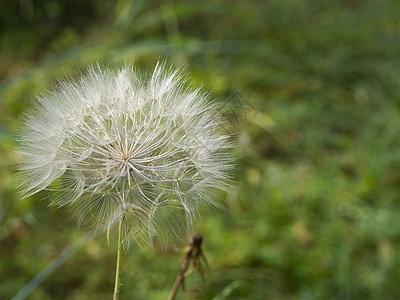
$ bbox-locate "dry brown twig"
[167,233,209,300]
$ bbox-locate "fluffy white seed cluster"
[19,63,233,246]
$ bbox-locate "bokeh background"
[2,0,400,299]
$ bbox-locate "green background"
[2,0,400,299]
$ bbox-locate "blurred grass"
[2,0,400,299]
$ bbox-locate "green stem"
[113,218,123,300]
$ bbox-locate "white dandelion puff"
[18,63,233,246]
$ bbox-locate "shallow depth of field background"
[2,0,400,299]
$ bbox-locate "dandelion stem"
[167,273,183,300]
[113,218,123,300]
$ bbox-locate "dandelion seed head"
[19,63,233,246]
